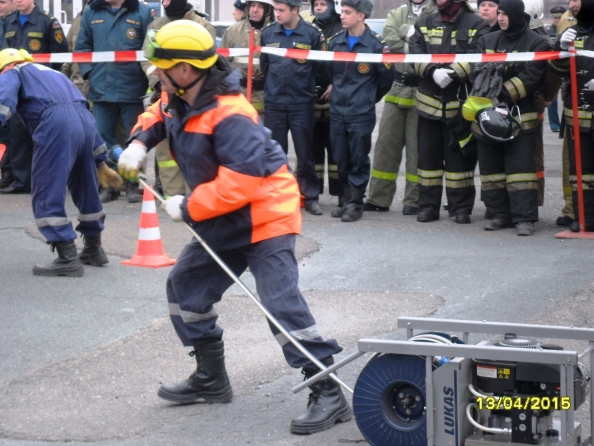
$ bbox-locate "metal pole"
[292,351,363,394]
[246,27,255,103]
[569,43,587,232]
[137,178,352,393]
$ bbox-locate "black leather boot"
[33,241,84,277]
[158,340,233,404]
[79,234,108,266]
[290,358,352,434]
[331,188,351,218]
[341,187,364,223]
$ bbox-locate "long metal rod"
[292,351,364,393]
[137,178,352,393]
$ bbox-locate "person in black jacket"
[472,0,550,235]
[328,0,395,222]
[311,0,342,203]
[408,0,490,224]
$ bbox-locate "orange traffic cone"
[0,144,6,162]
[122,187,176,268]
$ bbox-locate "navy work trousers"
[166,234,342,369]
[8,116,33,191]
[32,103,105,243]
[264,104,319,204]
[330,113,376,192]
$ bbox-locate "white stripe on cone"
[138,227,162,241]
[142,200,156,213]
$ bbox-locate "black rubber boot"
[33,241,84,277]
[99,187,119,203]
[331,188,351,218]
[79,234,108,266]
[341,187,364,223]
[126,181,142,203]
[0,167,14,189]
[290,358,353,434]
[158,340,233,404]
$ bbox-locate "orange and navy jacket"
[129,58,302,251]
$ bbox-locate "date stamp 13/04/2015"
[476,396,572,411]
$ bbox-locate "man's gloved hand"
[160,195,184,222]
[433,68,455,89]
[559,28,577,50]
[585,79,594,90]
[117,143,147,182]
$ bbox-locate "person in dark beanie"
[478,0,500,31]
[310,0,343,204]
[328,0,395,222]
[472,0,550,235]
[233,0,246,21]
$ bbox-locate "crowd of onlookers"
[0,0,590,235]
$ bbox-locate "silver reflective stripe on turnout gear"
[78,210,106,221]
[235,56,260,65]
[275,324,322,347]
[93,143,107,157]
[35,216,70,227]
[169,303,218,323]
[0,104,12,120]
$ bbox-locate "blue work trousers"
[264,104,319,204]
[32,103,105,243]
[166,234,342,369]
[330,113,376,191]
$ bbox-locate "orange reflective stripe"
[185,95,259,135]
[187,165,263,221]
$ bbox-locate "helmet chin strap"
[164,69,207,97]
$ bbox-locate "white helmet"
[523,0,544,29]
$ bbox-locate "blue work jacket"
[328,26,395,120]
[75,0,152,103]
[260,17,326,108]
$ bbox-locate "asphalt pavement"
[1,103,594,446]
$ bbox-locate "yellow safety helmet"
[145,20,218,71]
[462,96,495,121]
[0,48,34,71]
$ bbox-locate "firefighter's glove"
[118,143,147,182]
[559,28,577,50]
[160,195,184,222]
[433,68,455,89]
[585,79,594,90]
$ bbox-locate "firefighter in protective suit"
[408,0,490,224]
[550,0,594,232]
[0,48,108,275]
[219,0,273,118]
[117,20,352,434]
[363,0,437,215]
[471,0,550,235]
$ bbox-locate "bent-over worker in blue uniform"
[0,48,109,277]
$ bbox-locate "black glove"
[448,108,475,157]
[498,88,513,105]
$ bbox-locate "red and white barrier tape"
[30,48,249,64]
[30,48,580,64]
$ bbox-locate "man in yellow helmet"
[117,20,351,435]
[0,48,108,276]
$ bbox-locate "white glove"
[559,28,577,50]
[586,79,594,90]
[433,68,455,89]
[160,195,184,222]
[118,143,147,181]
[406,25,416,42]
